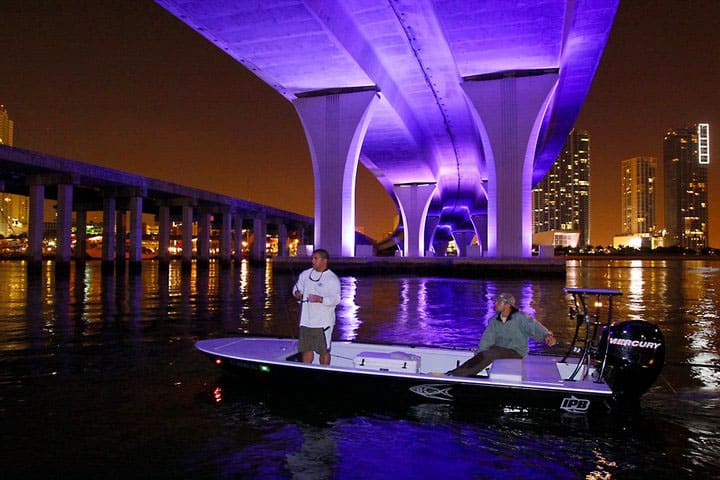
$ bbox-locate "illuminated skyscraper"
[663,124,709,250]
[621,156,657,235]
[532,129,591,246]
[0,104,14,146]
[0,106,27,237]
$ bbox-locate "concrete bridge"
[156,0,618,258]
[0,144,312,271]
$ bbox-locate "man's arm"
[477,320,496,352]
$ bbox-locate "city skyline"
[2,1,718,245]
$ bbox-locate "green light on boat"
[260,365,270,373]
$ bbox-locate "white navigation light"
[698,123,710,164]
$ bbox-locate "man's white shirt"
[294,268,341,328]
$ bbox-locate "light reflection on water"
[1,259,719,478]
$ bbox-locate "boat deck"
[197,337,612,395]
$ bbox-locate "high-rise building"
[621,156,657,235]
[663,124,709,250]
[0,106,28,237]
[532,129,591,246]
[0,104,14,146]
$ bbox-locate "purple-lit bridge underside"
[157,0,618,258]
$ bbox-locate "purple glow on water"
[2,260,719,478]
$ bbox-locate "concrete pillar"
[74,209,87,261]
[102,197,116,263]
[453,230,475,257]
[27,184,45,268]
[463,72,558,258]
[470,213,488,255]
[433,240,449,257]
[393,183,437,257]
[277,222,288,257]
[116,211,126,263]
[181,205,193,267]
[293,89,378,257]
[197,211,211,265]
[232,213,243,263]
[128,196,143,268]
[158,205,170,264]
[424,215,440,256]
[219,210,232,267]
[55,184,73,268]
[251,215,266,263]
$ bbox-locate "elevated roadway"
[156,0,619,258]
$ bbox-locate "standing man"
[293,248,341,364]
[447,292,556,376]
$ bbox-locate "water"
[1,259,718,478]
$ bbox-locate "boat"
[196,288,665,414]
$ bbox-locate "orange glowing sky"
[2,0,718,245]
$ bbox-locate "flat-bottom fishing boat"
[196,288,665,414]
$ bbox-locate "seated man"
[447,293,556,377]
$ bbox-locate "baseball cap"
[494,292,516,306]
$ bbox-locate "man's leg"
[319,326,333,365]
[447,346,521,377]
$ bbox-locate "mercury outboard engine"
[597,320,665,402]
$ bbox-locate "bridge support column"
[232,213,244,263]
[433,240,449,257]
[463,72,557,258]
[424,215,440,256]
[128,196,143,272]
[74,209,87,262]
[471,213,488,255]
[27,184,45,271]
[293,89,378,257]
[101,197,117,271]
[158,205,170,265]
[55,183,73,273]
[196,211,211,267]
[452,230,475,258]
[393,183,437,257]
[251,215,266,263]
[219,209,232,268]
[181,205,193,270]
[277,222,288,257]
[116,212,126,269]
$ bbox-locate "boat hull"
[196,337,618,414]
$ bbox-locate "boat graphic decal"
[560,395,591,414]
[409,384,454,402]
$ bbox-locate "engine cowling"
[598,320,665,401]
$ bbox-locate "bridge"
[0,144,312,270]
[156,0,618,258]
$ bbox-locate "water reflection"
[1,259,719,478]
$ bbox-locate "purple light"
[156,0,619,256]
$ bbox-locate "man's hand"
[544,333,557,347]
[294,290,303,300]
[307,294,323,303]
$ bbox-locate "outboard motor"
[598,320,665,402]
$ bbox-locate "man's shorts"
[298,326,333,354]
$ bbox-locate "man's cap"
[494,292,516,306]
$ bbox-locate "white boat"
[196,288,665,414]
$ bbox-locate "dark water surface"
[1,259,718,479]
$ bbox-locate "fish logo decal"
[410,384,454,401]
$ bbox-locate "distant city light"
[698,123,710,164]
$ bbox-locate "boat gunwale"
[195,337,614,396]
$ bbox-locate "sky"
[2,0,719,246]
